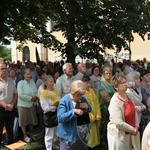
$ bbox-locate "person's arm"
[141,88,150,107]
[10,92,18,107]
[40,98,56,113]
[57,98,77,123]
[17,81,32,101]
[0,100,8,108]
[109,97,135,134]
[100,90,111,103]
[55,77,62,97]
[94,90,101,120]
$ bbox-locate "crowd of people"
[0,57,150,150]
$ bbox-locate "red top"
[116,94,135,133]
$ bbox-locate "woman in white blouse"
[40,76,60,150]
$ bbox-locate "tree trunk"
[66,0,76,67]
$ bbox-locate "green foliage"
[0,0,150,65]
[0,45,11,61]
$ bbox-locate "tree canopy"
[0,45,11,61]
[0,0,150,65]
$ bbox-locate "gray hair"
[62,63,72,72]
[43,75,54,89]
[21,68,31,80]
[126,71,140,87]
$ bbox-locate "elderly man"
[55,63,74,98]
[74,63,87,80]
[0,62,18,146]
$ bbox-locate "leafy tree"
[0,45,11,61]
[0,0,150,66]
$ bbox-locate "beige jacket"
[107,93,139,142]
[142,122,150,150]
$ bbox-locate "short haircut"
[43,75,54,89]
[82,75,90,82]
[38,70,46,77]
[70,80,86,95]
[111,74,126,89]
[103,66,112,74]
[126,71,140,88]
[62,63,72,72]
[91,66,99,74]
[21,68,31,80]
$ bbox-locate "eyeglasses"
[0,68,7,71]
[104,73,112,75]
[144,74,150,77]
[120,81,127,84]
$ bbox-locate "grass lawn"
[1,139,46,150]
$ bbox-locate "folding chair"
[5,140,27,150]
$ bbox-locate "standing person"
[126,71,146,150]
[40,76,60,150]
[90,66,101,94]
[139,69,150,137]
[17,69,38,143]
[82,76,101,148]
[142,98,150,150]
[107,74,139,150]
[74,63,86,80]
[36,70,47,89]
[9,68,21,88]
[57,80,91,150]
[28,62,39,82]
[0,63,18,147]
[55,63,74,98]
[97,66,115,148]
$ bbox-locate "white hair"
[126,71,140,87]
[62,63,72,71]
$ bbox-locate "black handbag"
[76,113,90,126]
[75,102,90,126]
[43,111,58,128]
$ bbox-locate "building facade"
[11,32,150,63]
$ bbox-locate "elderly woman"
[17,69,38,143]
[90,66,101,94]
[40,76,60,150]
[126,71,146,125]
[57,80,91,150]
[107,74,139,150]
[97,66,115,147]
[126,71,146,150]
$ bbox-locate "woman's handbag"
[43,111,58,128]
[75,102,90,126]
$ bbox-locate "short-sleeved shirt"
[0,78,17,103]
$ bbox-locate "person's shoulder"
[60,94,70,102]
[110,94,118,102]
[17,79,24,85]
[57,74,65,81]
